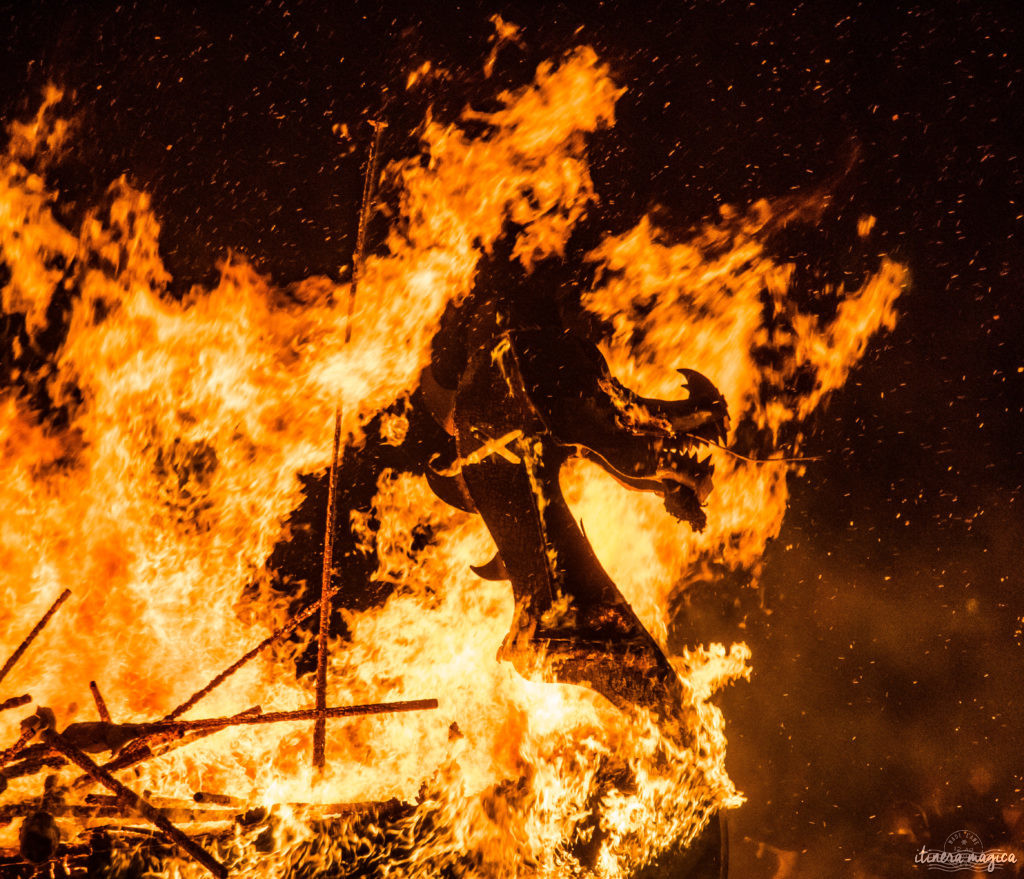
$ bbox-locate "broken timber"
[0,696,30,715]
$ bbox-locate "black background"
[2,1,1021,875]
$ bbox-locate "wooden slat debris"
[38,727,229,879]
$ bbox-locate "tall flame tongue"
[0,47,905,877]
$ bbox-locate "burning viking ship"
[0,42,905,879]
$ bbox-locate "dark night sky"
[2,1,1022,876]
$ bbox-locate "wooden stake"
[313,409,343,772]
[313,113,388,769]
[89,681,111,723]
[0,589,71,685]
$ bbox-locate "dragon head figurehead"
[420,263,729,731]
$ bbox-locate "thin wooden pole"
[128,698,437,739]
[345,118,387,343]
[0,589,71,685]
[313,113,387,772]
[312,410,343,772]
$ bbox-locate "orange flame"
[0,45,904,876]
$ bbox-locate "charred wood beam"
[86,793,222,809]
[95,793,408,820]
[193,791,244,807]
[345,117,387,344]
[0,798,403,825]
[90,700,432,779]
[313,115,387,768]
[198,796,407,819]
[0,695,30,715]
[0,754,63,780]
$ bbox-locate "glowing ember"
[0,43,904,877]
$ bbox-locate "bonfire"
[0,40,904,878]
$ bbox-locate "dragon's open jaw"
[579,438,716,531]
[584,368,730,532]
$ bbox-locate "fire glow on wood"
[0,41,905,878]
